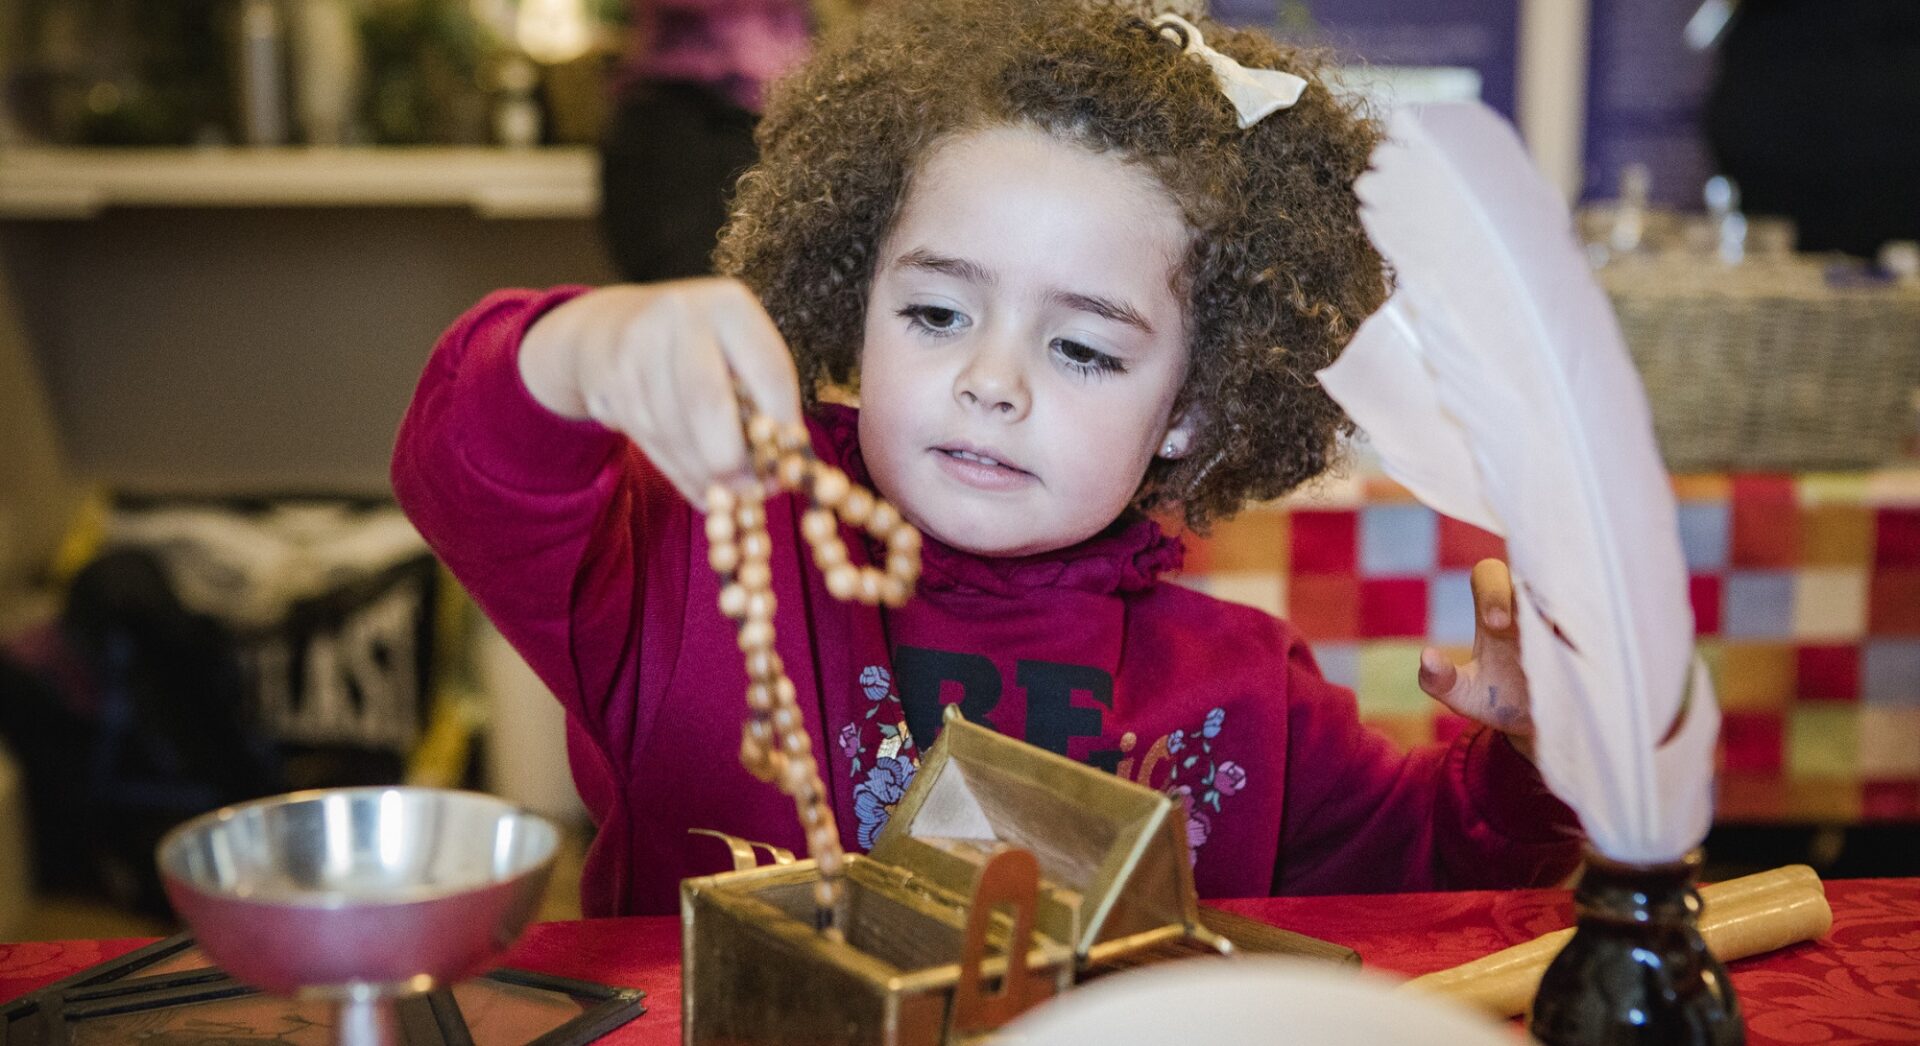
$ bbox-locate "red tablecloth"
[5,878,1915,1044]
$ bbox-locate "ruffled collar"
[807,404,1184,598]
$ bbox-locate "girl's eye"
[898,305,966,335]
[1053,338,1127,377]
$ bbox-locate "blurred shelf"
[0,146,598,220]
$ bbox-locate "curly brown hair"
[715,0,1386,528]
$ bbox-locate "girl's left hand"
[1418,558,1536,760]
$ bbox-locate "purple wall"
[1213,1,1721,207]
[1213,0,1521,118]
[1582,0,1716,205]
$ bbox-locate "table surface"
[4,879,1915,1045]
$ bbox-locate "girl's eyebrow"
[1049,289,1155,337]
[893,247,1156,336]
[894,248,995,286]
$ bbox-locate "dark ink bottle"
[1530,849,1744,1046]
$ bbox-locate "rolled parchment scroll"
[1403,865,1832,1018]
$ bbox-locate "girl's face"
[857,124,1196,557]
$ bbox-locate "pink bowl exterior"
[162,865,551,996]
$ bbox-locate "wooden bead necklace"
[704,412,921,937]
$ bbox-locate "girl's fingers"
[569,278,800,502]
[678,325,757,488]
[608,382,705,502]
[598,341,690,496]
[1425,561,1536,737]
[1470,558,1516,633]
[1417,646,1462,701]
[709,282,804,427]
[1420,647,1535,735]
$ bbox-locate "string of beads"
[704,413,921,936]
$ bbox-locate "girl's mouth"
[947,448,1013,469]
[931,444,1036,490]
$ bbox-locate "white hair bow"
[1152,13,1308,129]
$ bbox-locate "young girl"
[394,0,1581,918]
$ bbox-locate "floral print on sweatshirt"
[844,664,1244,867]
[846,665,919,849]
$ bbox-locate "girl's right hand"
[518,279,804,502]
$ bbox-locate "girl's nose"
[953,338,1030,420]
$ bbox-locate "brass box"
[682,709,1220,1046]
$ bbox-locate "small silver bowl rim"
[156,785,560,911]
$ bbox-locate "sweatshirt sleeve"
[391,288,693,767]
[1273,634,1583,894]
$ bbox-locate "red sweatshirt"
[393,288,1582,917]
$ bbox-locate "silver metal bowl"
[156,786,559,1001]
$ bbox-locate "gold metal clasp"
[951,847,1053,1036]
[688,828,796,872]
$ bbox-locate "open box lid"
[869,706,1201,962]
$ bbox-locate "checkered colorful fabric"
[1175,468,1920,821]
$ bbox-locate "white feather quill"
[1317,102,1719,863]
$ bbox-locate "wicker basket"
[1601,256,1920,472]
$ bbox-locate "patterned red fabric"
[1290,510,1358,574]
[1288,573,1360,639]
[1177,467,1920,820]
[1722,711,1789,774]
[1732,475,1801,568]
[5,880,1913,1044]
[1797,645,1862,702]
[1691,574,1724,635]
[1358,577,1428,638]
[1864,780,1920,819]
[1436,516,1506,570]
[1876,509,1920,569]
[1870,570,1920,633]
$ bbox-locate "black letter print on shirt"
[1019,660,1112,757]
[896,645,1001,752]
